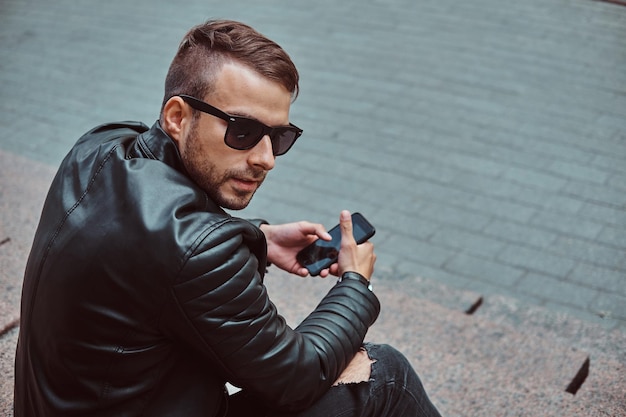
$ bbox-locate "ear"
[161,96,193,145]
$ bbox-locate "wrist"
[339,271,373,292]
[258,222,271,239]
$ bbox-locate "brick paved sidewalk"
[1,0,625,328]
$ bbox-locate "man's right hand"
[337,210,376,279]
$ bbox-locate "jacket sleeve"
[161,218,380,412]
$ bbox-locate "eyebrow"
[228,110,258,120]
[227,110,291,127]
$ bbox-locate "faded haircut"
[160,19,299,116]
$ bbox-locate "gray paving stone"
[430,227,506,258]
[533,193,587,215]
[550,237,626,270]
[417,202,492,232]
[444,152,508,177]
[516,272,599,311]
[607,172,626,190]
[578,202,626,228]
[371,211,441,241]
[483,219,558,249]
[562,181,626,208]
[529,211,604,241]
[594,154,626,175]
[384,234,456,269]
[548,160,611,185]
[392,260,477,291]
[444,253,525,287]
[591,292,626,321]
[568,263,626,297]
[497,245,577,277]
[464,194,537,224]
[461,278,546,307]
[596,225,626,250]
[453,172,559,210]
[470,135,554,170]
[502,166,569,192]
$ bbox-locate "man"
[14,20,442,416]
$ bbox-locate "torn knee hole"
[333,349,377,386]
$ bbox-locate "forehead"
[207,62,292,126]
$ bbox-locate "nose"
[248,135,275,171]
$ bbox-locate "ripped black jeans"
[227,343,443,417]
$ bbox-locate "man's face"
[175,62,293,210]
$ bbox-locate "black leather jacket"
[14,122,380,417]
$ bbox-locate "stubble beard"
[181,126,267,210]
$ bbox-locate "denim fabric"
[227,343,442,417]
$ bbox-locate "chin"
[223,201,251,211]
[216,193,255,211]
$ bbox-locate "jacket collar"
[136,121,187,174]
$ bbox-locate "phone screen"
[296,212,375,276]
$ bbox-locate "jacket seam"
[24,145,119,328]
[136,135,158,160]
[176,217,236,275]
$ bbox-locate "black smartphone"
[296,212,376,276]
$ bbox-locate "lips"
[228,168,267,194]
[232,177,260,192]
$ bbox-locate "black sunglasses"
[179,95,303,156]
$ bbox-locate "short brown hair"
[161,20,299,113]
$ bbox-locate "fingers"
[337,210,376,279]
[315,263,339,278]
[318,269,330,278]
[339,210,355,248]
[299,221,332,241]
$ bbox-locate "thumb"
[339,210,355,246]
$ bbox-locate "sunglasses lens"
[225,117,301,155]
[272,129,298,156]
[225,120,265,150]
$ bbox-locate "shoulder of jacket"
[65,121,150,162]
[186,217,265,257]
[178,216,267,278]
[81,121,149,141]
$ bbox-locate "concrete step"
[0,150,57,416]
[0,329,17,417]
[264,271,626,416]
[0,150,56,335]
